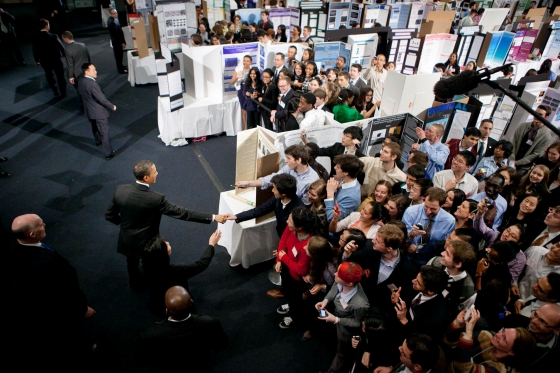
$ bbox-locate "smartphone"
[353,335,361,341]
[416,223,424,231]
[320,309,327,317]
[464,305,475,321]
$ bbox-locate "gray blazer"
[511,122,555,168]
[64,41,91,80]
[351,77,367,91]
[325,283,369,337]
[77,76,114,120]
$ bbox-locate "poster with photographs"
[156,2,197,51]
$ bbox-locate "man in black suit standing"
[107,8,128,74]
[105,160,226,288]
[32,19,66,97]
[271,52,285,85]
[0,8,25,66]
[270,76,293,132]
[139,286,228,372]
[77,63,116,159]
[8,213,95,371]
[471,119,497,172]
[62,31,90,89]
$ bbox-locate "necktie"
[349,80,354,87]
[531,232,549,247]
[0,17,7,34]
[478,141,485,159]
[41,243,54,252]
[411,296,421,307]
[420,219,433,246]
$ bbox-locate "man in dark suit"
[138,286,228,373]
[271,52,285,85]
[62,31,90,88]
[77,63,116,159]
[349,63,367,91]
[0,8,25,66]
[471,119,497,172]
[8,213,95,371]
[392,265,449,341]
[107,8,128,74]
[105,160,225,288]
[270,76,293,132]
[32,18,66,97]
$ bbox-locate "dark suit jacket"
[317,142,365,177]
[107,16,125,46]
[0,11,17,40]
[260,82,279,111]
[236,195,304,237]
[105,183,213,258]
[473,137,497,158]
[257,19,274,31]
[139,314,228,373]
[271,65,283,85]
[32,30,65,65]
[351,77,367,91]
[274,89,294,121]
[400,291,448,340]
[343,242,417,313]
[77,76,114,120]
[64,41,91,79]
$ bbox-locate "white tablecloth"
[157,96,243,145]
[218,190,279,268]
[127,49,158,87]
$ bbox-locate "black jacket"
[32,30,65,65]
[236,195,304,237]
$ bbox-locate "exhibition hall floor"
[0,30,336,372]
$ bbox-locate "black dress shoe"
[0,171,10,178]
[0,157,9,162]
[105,151,116,160]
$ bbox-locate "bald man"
[139,286,228,372]
[8,214,94,371]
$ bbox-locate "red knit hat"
[338,262,363,284]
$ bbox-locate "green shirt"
[333,104,364,123]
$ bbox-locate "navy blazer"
[236,195,304,237]
[32,30,65,65]
[107,16,125,46]
[77,76,114,120]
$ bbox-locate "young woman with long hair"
[242,67,263,129]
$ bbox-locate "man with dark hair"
[335,56,346,72]
[472,139,514,180]
[236,145,319,205]
[258,10,274,30]
[362,142,406,196]
[139,286,228,372]
[434,150,478,197]
[190,33,203,46]
[225,174,303,237]
[301,25,314,48]
[349,63,367,91]
[392,265,449,340]
[377,333,441,373]
[298,92,325,129]
[107,8,127,73]
[305,143,329,181]
[444,127,481,170]
[285,45,297,71]
[61,30,90,99]
[471,119,497,171]
[403,187,456,252]
[9,213,95,371]
[511,105,554,174]
[408,178,433,206]
[313,88,329,112]
[326,154,363,220]
[529,205,560,250]
[393,164,426,198]
[408,149,429,169]
[106,160,224,288]
[412,124,449,179]
[337,70,359,95]
[515,273,560,317]
[271,52,285,83]
[472,173,507,230]
[32,18,66,97]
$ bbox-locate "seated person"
[403,187,456,253]
[225,174,303,237]
[433,151,479,198]
[235,144,319,205]
[391,265,450,340]
[444,127,481,170]
[142,230,221,317]
[392,164,426,198]
[325,154,364,221]
[471,173,507,230]
[361,142,406,197]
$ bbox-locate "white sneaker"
[277,304,290,315]
[279,316,293,329]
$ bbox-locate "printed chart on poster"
[482,32,515,68]
[222,43,259,93]
[315,42,351,72]
[542,21,560,59]
[542,88,560,128]
[326,2,362,30]
[417,33,458,74]
[360,113,422,158]
[156,2,196,51]
[388,3,412,29]
[389,29,416,73]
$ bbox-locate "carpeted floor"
[0,10,337,373]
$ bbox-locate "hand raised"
[209,229,222,245]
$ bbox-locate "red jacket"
[444,138,477,170]
[276,226,311,281]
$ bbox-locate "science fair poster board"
[480,31,515,68]
[455,26,482,67]
[222,43,259,93]
[511,28,538,62]
[542,88,560,129]
[269,7,300,36]
[363,6,389,28]
[403,38,421,75]
[235,8,263,25]
[301,5,328,39]
[315,42,351,72]
[326,2,363,30]
[478,8,510,33]
[542,21,560,59]
[417,33,458,75]
[408,2,433,33]
[388,3,412,29]
[389,28,417,73]
[182,44,224,106]
[380,71,441,118]
[257,43,308,71]
[347,34,378,67]
[156,2,197,51]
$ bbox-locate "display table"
[218,190,279,268]
[157,96,243,145]
[512,59,560,84]
[127,49,158,86]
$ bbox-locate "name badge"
[279,101,285,108]
[292,247,298,257]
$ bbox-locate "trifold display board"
[360,113,423,163]
[403,38,421,75]
[156,51,184,112]
[363,6,389,28]
[408,2,433,33]
[479,31,515,68]
[235,8,263,25]
[347,34,378,67]
[455,26,483,67]
[269,7,300,37]
[417,33,458,75]
[380,70,441,118]
[222,43,259,93]
[388,3,412,29]
[315,42,351,72]
[326,2,363,30]
[542,21,560,59]
[156,1,197,51]
[183,44,223,107]
[257,42,308,71]
[301,6,327,39]
[478,8,510,33]
[542,88,560,129]
[467,79,512,139]
[389,28,417,73]
[425,101,481,143]
[510,27,538,62]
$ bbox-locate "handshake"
[213,213,238,224]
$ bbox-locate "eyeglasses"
[531,310,554,328]
[548,208,560,219]
[503,227,519,241]
[452,156,466,165]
